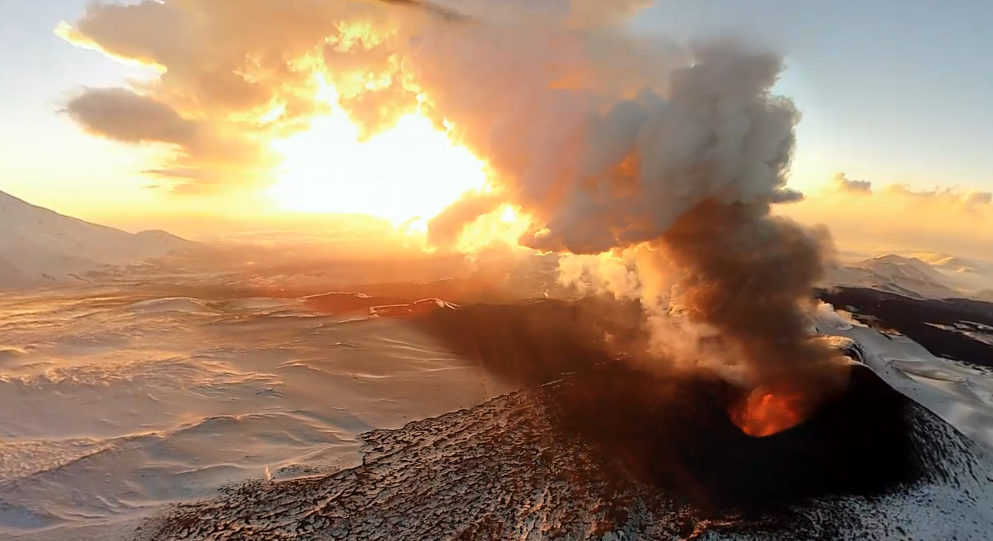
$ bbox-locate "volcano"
[133,303,993,541]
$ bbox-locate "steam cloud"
[57,0,659,191]
[60,0,849,406]
[407,32,850,402]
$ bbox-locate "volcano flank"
[135,300,993,541]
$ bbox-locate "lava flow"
[732,388,808,437]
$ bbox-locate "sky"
[0,0,991,249]
[1,1,160,217]
[632,0,993,193]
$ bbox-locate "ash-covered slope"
[0,190,192,288]
[134,360,993,541]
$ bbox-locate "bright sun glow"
[268,104,488,226]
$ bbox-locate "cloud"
[414,40,802,254]
[400,28,848,404]
[141,167,213,182]
[781,174,993,259]
[824,173,992,210]
[884,183,993,209]
[58,0,663,192]
[829,172,872,194]
[62,0,861,415]
[65,87,198,146]
[63,86,274,189]
[57,0,399,190]
[426,191,503,248]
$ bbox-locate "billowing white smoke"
[60,0,849,407]
[409,32,799,251]
[405,22,849,405]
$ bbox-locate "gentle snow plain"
[0,286,512,540]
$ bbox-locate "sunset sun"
[267,107,488,227]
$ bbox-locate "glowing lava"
[733,388,807,437]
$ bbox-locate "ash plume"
[375,0,475,23]
[59,1,849,405]
[415,38,851,405]
[652,200,846,405]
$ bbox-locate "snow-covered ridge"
[0,190,193,288]
[827,252,993,301]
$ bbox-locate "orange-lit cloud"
[828,172,872,194]
[60,1,988,271]
[780,173,993,259]
[63,86,273,193]
[57,0,661,198]
[57,0,409,192]
[62,1,872,405]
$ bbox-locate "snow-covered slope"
[858,254,949,283]
[1,289,991,540]
[828,254,963,299]
[914,252,993,295]
[132,304,993,541]
[919,253,993,274]
[827,252,993,301]
[0,190,192,288]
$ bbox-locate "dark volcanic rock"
[820,287,993,368]
[134,363,993,541]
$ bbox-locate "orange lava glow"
[732,388,807,437]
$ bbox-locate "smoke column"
[410,34,851,411]
[59,0,851,411]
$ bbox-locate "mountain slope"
[910,253,993,294]
[857,254,949,284]
[825,252,993,301]
[825,255,958,299]
[0,190,193,288]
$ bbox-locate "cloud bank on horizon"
[779,173,993,260]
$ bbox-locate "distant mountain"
[826,255,959,300]
[824,251,993,301]
[859,254,949,282]
[912,253,993,275]
[0,189,194,288]
[904,252,993,293]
